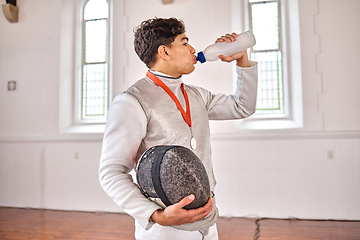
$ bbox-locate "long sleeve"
[98,93,161,230]
[194,61,258,120]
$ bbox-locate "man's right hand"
[150,194,213,226]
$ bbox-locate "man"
[99,17,258,240]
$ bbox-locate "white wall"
[0,0,359,220]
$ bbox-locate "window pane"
[251,1,279,51]
[251,51,283,113]
[82,63,108,118]
[85,19,107,63]
[84,0,108,20]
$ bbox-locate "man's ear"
[157,45,170,60]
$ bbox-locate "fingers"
[175,195,213,219]
[219,49,248,62]
[185,197,213,223]
[216,32,238,43]
[175,194,195,209]
[156,196,214,226]
[201,197,213,215]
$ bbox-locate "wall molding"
[0,134,103,143]
[211,130,360,141]
[1,130,360,143]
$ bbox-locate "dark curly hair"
[133,17,186,68]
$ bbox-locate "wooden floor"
[1,207,359,240]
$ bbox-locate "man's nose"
[189,44,196,54]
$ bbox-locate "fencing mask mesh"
[136,145,210,210]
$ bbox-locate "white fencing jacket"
[99,62,258,231]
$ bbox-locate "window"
[81,0,109,122]
[60,0,121,133]
[230,0,303,129]
[249,0,283,115]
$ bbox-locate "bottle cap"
[196,52,206,63]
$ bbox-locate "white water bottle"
[196,31,256,63]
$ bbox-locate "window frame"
[78,0,110,124]
[248,0,285,116]
[59,0,116,134]
[231,0,303,130]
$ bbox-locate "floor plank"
[1,207,359,240]
[0,208,135,240]
[257,218,360,240]
[217,217,256,240]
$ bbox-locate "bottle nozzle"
[196,52,206,63]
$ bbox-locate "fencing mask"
[136,145,210,210]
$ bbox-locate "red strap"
[146,71,191,128]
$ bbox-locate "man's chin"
[183,66,196,75]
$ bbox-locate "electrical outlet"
[327,150,334,159]
[7,81,17,91]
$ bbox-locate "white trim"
[0,134,103,143]
[211,130,360,141]
[59,0,79,133]
[1,130,359,143]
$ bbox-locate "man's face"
[166,33,197,77]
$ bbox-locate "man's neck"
[150,64,182,78]
[149,69,181,79]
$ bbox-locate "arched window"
[81,0,109,121]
